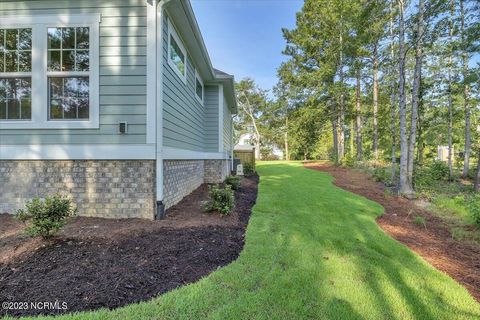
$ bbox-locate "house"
[0,0,237,220]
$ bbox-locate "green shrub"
[15,194,76,239]
[415,161,450,189]
[204,185,234,215]
[373,167,389,183]
[243,162,254,175]
[343,154,355,168]
[413,215,427,228]
[466,194,480,227]
[225,175,241,190]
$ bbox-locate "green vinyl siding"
[0,0,147,145]
[205,85,219,152]
[223,95,232,153]
[162,13,206,152]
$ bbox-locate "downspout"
[231,114,236,173]
[147,0,168,219]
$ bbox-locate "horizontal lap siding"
[205,85,219,152]
[0,0,147,145]
[223,96,232,152]
[162,13,205,152]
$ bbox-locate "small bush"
[373,167,389,183]
[204,185,234,215]
[466,194,480,227]
[413,215,427,228]
[243,162,254,175]
[15,194,76,239]
[343,154,355,168]
[225,175,241,190]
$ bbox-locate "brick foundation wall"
[162,160,204,209]
[0,160,156,219]
[204,159,230,184]
[0,158,231,219]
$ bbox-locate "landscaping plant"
[225,175,241,190]
[15,194,77,239]
[466,194,480,227]
[243,162,254,175]
[204,185,234,215]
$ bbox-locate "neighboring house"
[235,133,283,160]
[0,0,237,220]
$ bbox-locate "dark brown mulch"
[305,162,480,303]
[0,174,259,318]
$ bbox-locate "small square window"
[195,73,203,104]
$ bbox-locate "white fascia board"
[0,144,156,160]
[163,146,228,160]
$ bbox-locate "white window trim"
[194,69,204,105]
[0,14,100,129]
[167,18,187,84]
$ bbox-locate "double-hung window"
[0,14,99,129]
[167,19,186,83]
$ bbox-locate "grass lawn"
[12,161,480,320]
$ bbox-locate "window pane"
[0,77,31,120]
[18,29,31,50]
[62,50,75,71]
[49,77,89,120]
[62,28,76,49]
[5,29,17,50]
[48,50,61,71]
[5,51,16,72]
[76,27,89,49]
[196,78,203,100]
[0,29,4,51]
[18,51,31,72]
[48,28,61,49]
[76,50,89,71]
[50,99,63,119]
[170,35,185,76]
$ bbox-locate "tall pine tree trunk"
[461,0,471,178]
[356,68,363,161]
[407,0,425,190]
[447,0,455,179]
[475,151,480,192]
[285,116,290,161]
[332,97,339,164]
[373,43,379,162]
[398,0,413,196]
[338,32,345,161]
[390,0,397,184]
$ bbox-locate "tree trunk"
[460,0,471,178]
[407,0,425,189]
[447,0,455,179]
[332,99,339,164]
[356,68,363,161]
[390,0,397,184]
[338,23,345,161]
[373,43,379,162]
[284,116,290,161]
[398,0,413,197]
[474,150,480,192]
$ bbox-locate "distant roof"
[214,68,232,77]
[234,145,255,151]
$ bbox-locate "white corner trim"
[218,84,224,153]
[163,146,228,160]
[146,0,157,144]
[0,144,156,160]
[156,1,165,202]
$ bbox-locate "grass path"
[17,162,480,320]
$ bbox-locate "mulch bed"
[305,162,480,303]
[0,174,259,318]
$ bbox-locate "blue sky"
[191,0,304,92]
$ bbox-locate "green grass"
[11,162,480,320]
